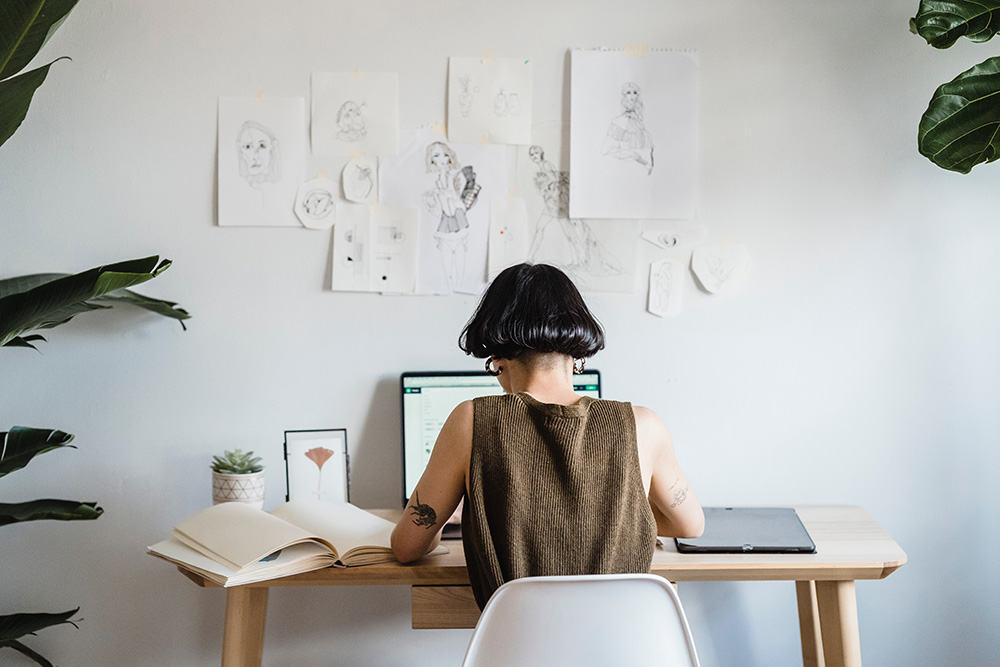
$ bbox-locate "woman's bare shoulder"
[631,404,666,429]
[631,405,674,447]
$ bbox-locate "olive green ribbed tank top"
[462,392,656,610]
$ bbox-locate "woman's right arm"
[634,406,705,538]
[391,400,472,562]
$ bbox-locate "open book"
[147,498,445,587]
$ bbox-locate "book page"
[148,537,332,587]
[269,499,395,557]
[173,502,334,570]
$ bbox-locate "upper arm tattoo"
[408,492,438,529]
[668,477,689,508]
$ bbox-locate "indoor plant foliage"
[0,428,99,663]
[911,1,1000,173]
[211,449,264,476]
[0,257,188,665]
[211,449,266,509]
[2,4,192,664]
[0,0,79,148]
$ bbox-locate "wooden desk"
[176,505,905,667]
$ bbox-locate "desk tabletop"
[178,504,906,589]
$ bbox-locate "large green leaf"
[910,1,1000,48]
[0,500,103,526]
[918,56,1000,173]
[0,271,190,338]
[0,0,78,149]
[0,59,60,148]
[0,0,78,79]
[0,427,74,478]
[0,609,78,667]
[0,256,183,347]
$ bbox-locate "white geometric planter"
[212,471,265,510]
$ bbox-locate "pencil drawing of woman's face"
[528,145,544,164]
[622,83,640,109]
[238,125,274,175]
[431,144,451,170]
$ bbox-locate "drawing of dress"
[425,141,479,292]
[602,82,654,175]
[527,146,621,277]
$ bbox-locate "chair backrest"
[461,573,700,667]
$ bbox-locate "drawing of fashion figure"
[424,141,482,291]
[527,145,621,278]
[602,81,654,175]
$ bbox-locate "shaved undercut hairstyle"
[459,263,605,361]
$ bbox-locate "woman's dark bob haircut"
[459,263,605,360]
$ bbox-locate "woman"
[391,263,703,609]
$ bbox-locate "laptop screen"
[400,370,602,503]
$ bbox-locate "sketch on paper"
[312,72,399,156]
[513,123,636,293]
[380,130,507,295]
[424,141,483,292]
[648,259,684,317]
[330,203,418,293]
[236,121,281,186]
[336,100,367,142]
[641,224,707,252]
[493,88,522,117]
[457,74,479,118]
[293,175,338,229]
[691,242,750,295]
[448,57,533,144]
[568,49,699,219]
[331,204,370,292]
[343,155,378,204]
[371,207,418,293]
[218,97,305,227]
[526,144,621,277]
[602,82,654,175]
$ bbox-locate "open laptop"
[400,369,602,537]
[674,507,816,554]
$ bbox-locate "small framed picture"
[284,429,350,503]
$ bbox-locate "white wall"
[2,1,997,665]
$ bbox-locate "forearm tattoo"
[669,478,689,508]
[408,492,437,529]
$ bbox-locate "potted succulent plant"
[210,449,265,509]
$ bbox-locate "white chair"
[460,573,700,667]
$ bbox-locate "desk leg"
[222,587,269,667]
[796,581,825,667]
[814,580,862,667]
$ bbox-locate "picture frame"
[283,429,350,503]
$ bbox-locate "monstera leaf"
[918,57,1000,173]
[911,2,1000,172]
[0,609,78,667]
[0,0,79,147]
[0,256,189,348]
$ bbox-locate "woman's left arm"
[391,400,473,562]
